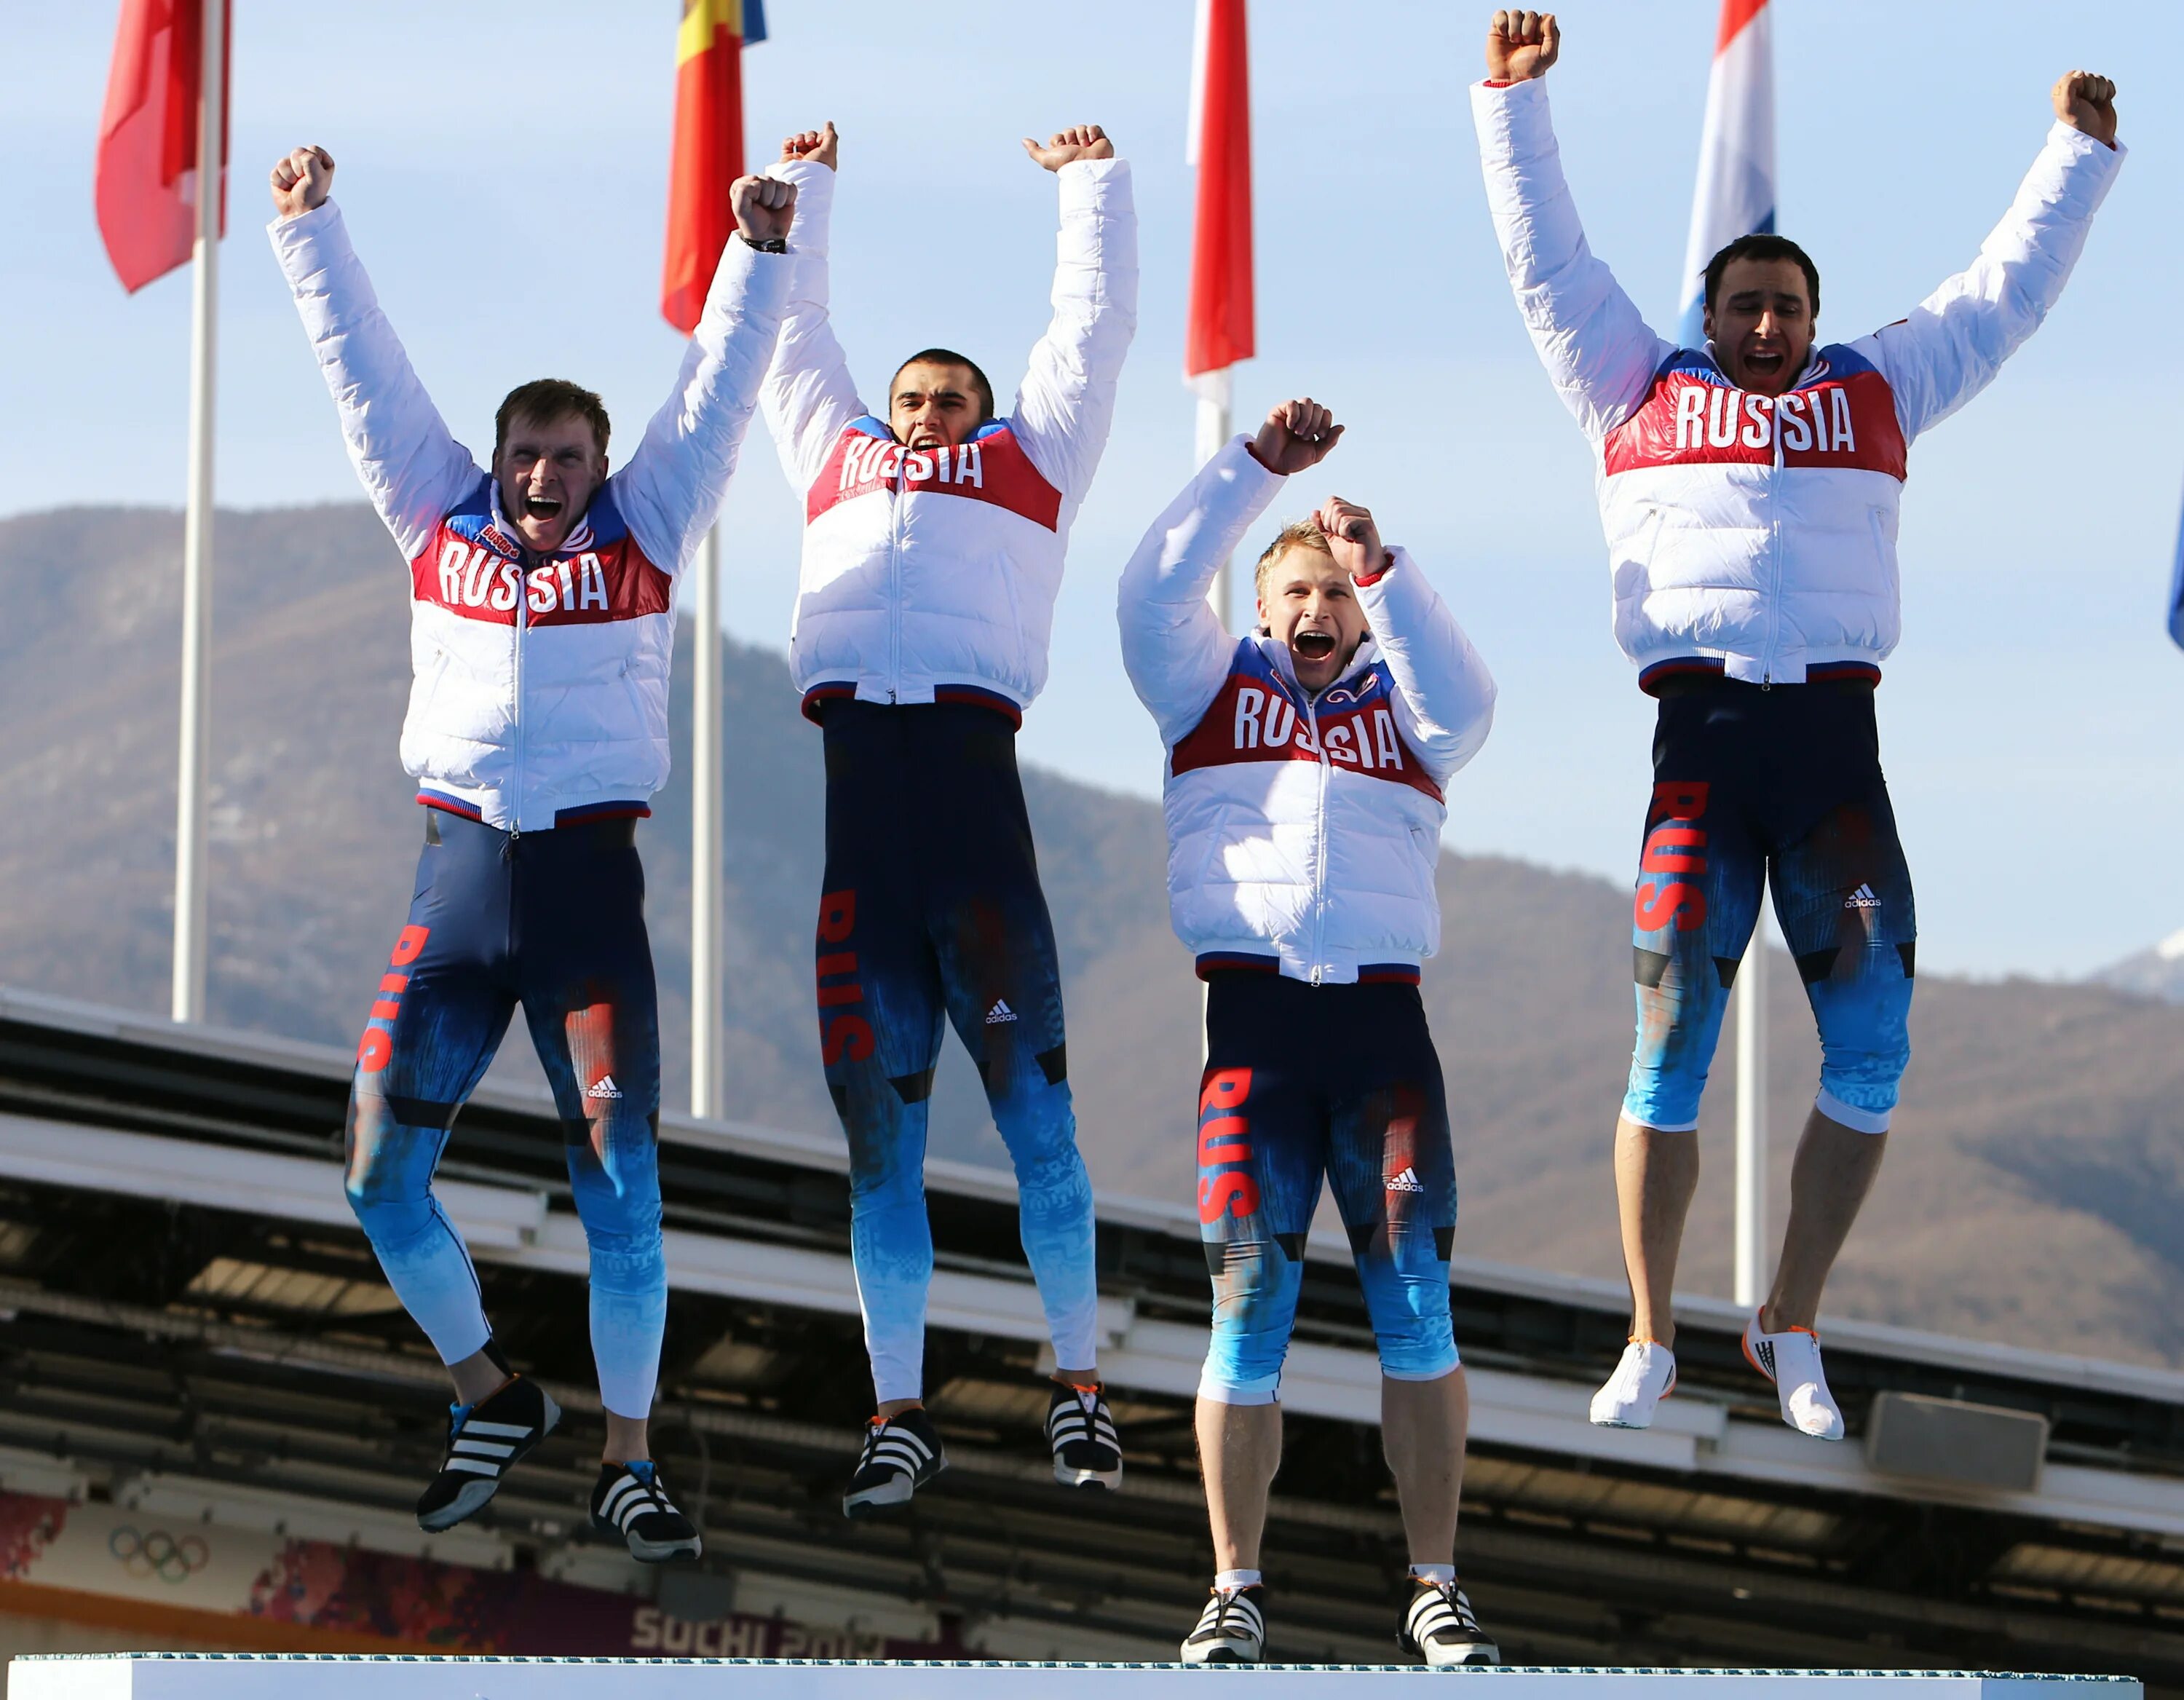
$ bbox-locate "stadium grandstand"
[0,987,2176,1689]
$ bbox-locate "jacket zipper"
[1302,678,1332,984]
[887,450,903,703]
[510,550,529,837]
[1759,372,1803,689]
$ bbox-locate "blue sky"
[7,3,2180,978]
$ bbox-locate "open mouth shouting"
[1292,630,1337,662]
[523,495,564,522]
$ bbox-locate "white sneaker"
[1589,1337,1677,1428]
[1743,1312,1845,1441]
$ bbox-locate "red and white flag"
[1678,0,1775,344]
[96,0,230,294]
[1184,0,1254,407]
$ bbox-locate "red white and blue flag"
[2167,498,2184,650]
[1677,0,1775,347]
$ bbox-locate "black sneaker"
[416,1375,560,1533]
[1180,1584,1265,1664]
[1046,1381,1123,1490]
[842,1408,946,1518]
[591,1460,703,1562]
[1397,1576,1500,1667]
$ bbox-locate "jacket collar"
[486,481,598,561]
[1698,339,1831,390]
[1249,631,1381,703]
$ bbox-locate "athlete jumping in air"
[269,143,796,1555]
[1472,12,2121,1439]
[1120,400,1498,1667]
[756,122,1136,1514]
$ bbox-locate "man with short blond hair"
[1120,398,1499,1666]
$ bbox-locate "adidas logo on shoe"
[1842,884,1881,912]
[585,1075,623,1099]
[1385,1166,1425,1193]
[984,1000,1017,1025]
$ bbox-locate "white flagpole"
[171,0,226,1026]
[1194,372,1232,1063]
[1195,371,1234,629]
[1733,911,1768,1308]
[689,523,725,1119]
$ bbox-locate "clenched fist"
[1250,398,1344,477]
[1317,497,1389,582]
[2052,71,2119,148]
[269,146,334,219]
[1485,10,1559,82]
[1023,124,1114,172]
[780,122,839,171]
[733,175,797,247]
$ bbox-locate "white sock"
[1214,1568,1262,1592]
[1409,1562,1456,1586]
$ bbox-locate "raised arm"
[266,147,477,560]
[758,124,866,495]
[1862,72,2123,444]
[1321,499,1496,786]
[613,175,796,576]
[1010,126,1139,502]
[1471,14,1673,441]
[1119,400,1334,746]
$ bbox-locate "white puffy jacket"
[272,201,788,831]
[1119,438,1496,985]
[1473,77,2122,688]
[759,155,1136,721]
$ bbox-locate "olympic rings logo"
[108,1525,210,1584]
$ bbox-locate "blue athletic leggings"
[1623,676,1916,1136]
[344,809,666,1418]
[812,700,1098,1407]
[1197,972,1461,1404]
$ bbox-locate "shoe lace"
[619,1460,674,1516]
[1417,1580,1479,1634]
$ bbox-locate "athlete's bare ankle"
[875,1397,923,1421]
[448,1351,513,1409]
[1051,1367,1100,1391]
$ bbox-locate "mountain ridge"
[5,502,2182,1368]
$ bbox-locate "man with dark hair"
[269,142,796,1554]
[1703,234,1819,323]
[756,121,1137,1514]
[1471,11,2121,1437]
[889,347,997,423]
[494,379,615,464]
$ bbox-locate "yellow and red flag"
[662,0,768,335]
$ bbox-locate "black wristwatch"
[747,235,788,254]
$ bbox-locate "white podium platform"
[4,1658,2142,1698]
